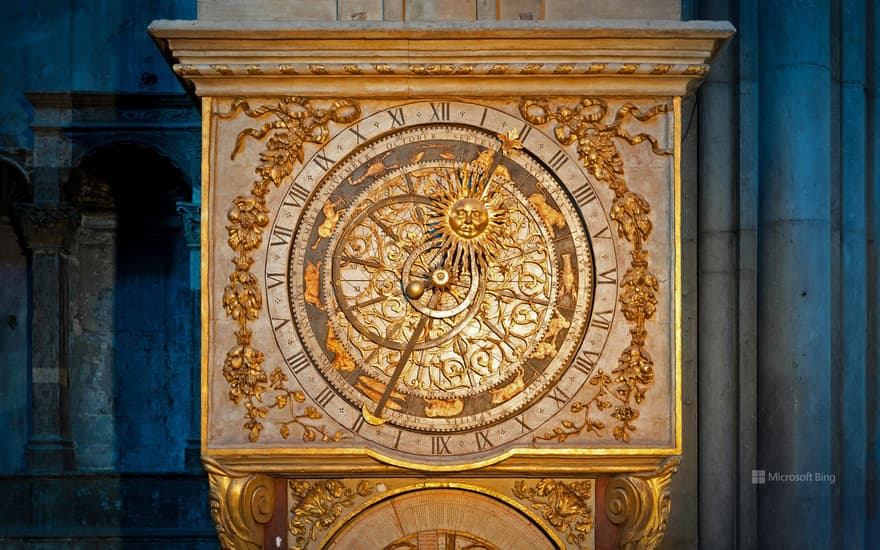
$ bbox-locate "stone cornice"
[24,92,200,131]
[148,20,734,97]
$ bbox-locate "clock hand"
[364,286,443,424]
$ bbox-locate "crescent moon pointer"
[362,403,387,426]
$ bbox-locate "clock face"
[266,101,618,464]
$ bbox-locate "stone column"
[696,0,739,547]
[736,1,761,546]
[864,0,880,543]
[12,203,79,472]
[832,0,868,546]
[70,212,119,470]
[757,0,833,547]
[177,201,201,470]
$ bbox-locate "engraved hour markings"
[388,107,406,127]
[590,309,614,330]
[475,430,494,450]
[349,125,367,144]
[573,349,601,375]
[547,386,570,406]
[572,182,599,207]
[430,102,451,121]
[432,435,452,454]
[270,226,292,246]
[548,150,569,171]
[314,152,336,171]
[283,183,310,208]
[274,107,605,450]
[597,268,617,285]
[350,414,366,433]
[285,351,310,375]
[266,272,286,289]
[593,226,612,239]
[272,317,291,331]
[315,387,335,407]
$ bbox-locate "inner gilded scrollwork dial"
[329,161,556,400]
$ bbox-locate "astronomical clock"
[151,21,731,550]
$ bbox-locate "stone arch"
[70,134,196,188]
[66,142,195,472]
[0,154,31,221]
[67,141,191,217]
[0,155,32,473]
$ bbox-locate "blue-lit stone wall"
[1,1,879,549]
[0,0,194,152]
[0,1,216,547]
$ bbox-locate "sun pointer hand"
[363,286,444,425]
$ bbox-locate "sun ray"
[426,150,511,274]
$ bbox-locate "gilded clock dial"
[268,102,616,461]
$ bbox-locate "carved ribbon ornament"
[522,98,671,442]
[217,97,360,442]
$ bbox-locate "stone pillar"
[736,1,761,547]
[69,213,119,470]
[177,201,201,470]
[696,0,739,547]
[865,1,880,543]
[757,0,832,547]
[832,0,868,547]
[12,203,79,472]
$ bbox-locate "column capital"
[176,201,200,248]
[12,203,79,253]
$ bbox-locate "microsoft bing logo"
[750,469,836,484]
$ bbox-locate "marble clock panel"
[203,97,678,469]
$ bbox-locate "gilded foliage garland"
[521,98,671,442]
[288,479,373,549]
[217,97,361,442]
[512,479,593,548]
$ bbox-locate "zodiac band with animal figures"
[267,102,618,462]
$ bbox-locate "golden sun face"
[448,198,489,239]
[428,161,508,272]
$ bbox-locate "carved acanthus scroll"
[288,479,374,550]
[605,456,680,549]
[511,479,593,549]
[204,458,276,550]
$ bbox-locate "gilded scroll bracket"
[204,457,276,550]
[605,455,680,549]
